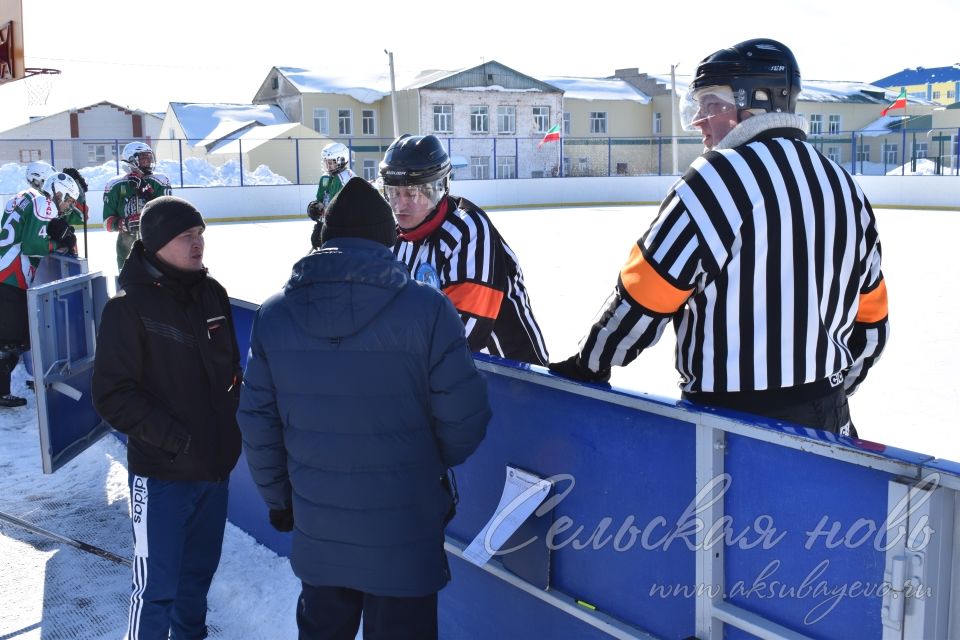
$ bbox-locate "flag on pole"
[880,89,907,116]
[538,124,561,149]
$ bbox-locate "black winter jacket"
[238,238,490,596]
[92,242,242,481]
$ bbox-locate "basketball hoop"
[23,67,59,107]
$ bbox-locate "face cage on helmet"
[382,176,448,209]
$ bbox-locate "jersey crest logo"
[415,263,440,289]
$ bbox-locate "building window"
[497,106,515,134]
[86,144,111,164]
[562,112,571,135]
[883,143,898,165]
[470,106,489,133]
[578,157,589,174]
[363,159,376,181]
[271,77,279,90]
[562,156,571,176]
[932,90,941,100]
[653,112,662,135]
[533,106,550,133]
[909,91,926,99]
[808,114,823,135]
[948,90,955,99]
[856,144,870,162]
[616,162,628,176]
[470,156,489,180]
[589,112,607,134]
[313,108,329,135]
[826,146,841,163]
[18,149,42,162]
[168,129,175,140]
[362,110,376,135]
[496,156,516,179]
[338,109,352,135]
[913,142,928,159]
[433,105,452,133]
[828,114,841,135]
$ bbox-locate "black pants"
[684,384,856,436]
[297,584,438,640]
[0,284,29,396]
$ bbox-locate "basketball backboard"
[0,0,24,84]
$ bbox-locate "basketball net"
[24,68,60,108]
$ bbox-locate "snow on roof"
[276,67,388,103]
[858,114,907,137]
[171,103,289,141]
[208,123,315,154]
[544,76,651,103]
[455,85,542,93]
[874,65,960,87]
[196,120,260,148]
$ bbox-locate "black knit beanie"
[140,196,206,253]
[320,177,397,248]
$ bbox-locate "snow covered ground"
[1,204,957,638]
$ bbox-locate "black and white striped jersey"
[393,196,549,365]
[579,129,888,395]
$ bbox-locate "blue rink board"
[221,299,956,639]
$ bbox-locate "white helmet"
[41,172,81,212]
[321,142,350,174]
[26,161,56,190]
[121,141,156,175]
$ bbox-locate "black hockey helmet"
[690,38,802,114]
[379,134,451,186]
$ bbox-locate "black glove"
[306,200,323,221]
[548,354,611,383]
[56,226,77,252]
[310,222,323,249]
[269,507,294,532]
[46,217,71,243]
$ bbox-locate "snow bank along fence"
[27,260,960,639]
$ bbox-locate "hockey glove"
[548,354,612,384]
[45,217,71,244]
[56,227,77,253]
[310,223,324,249]
[269,507,294,532]
[306,200,323,221]
[121,212,141,234]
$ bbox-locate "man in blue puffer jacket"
[237,177,491,639]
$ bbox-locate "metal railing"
[1,129,957,190]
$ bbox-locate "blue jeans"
[126,475,228,640]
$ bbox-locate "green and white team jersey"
[102,172,172,231]
[0,188,58,289]
[315,169,355,208]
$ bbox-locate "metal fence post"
[849,132,856,175]
[607,137,612,177]
[295,138,301,185]
[115,140,121,175]
[49,139,55,167]
[514,137,519,179]
[177,139,184,188]
[239,139,244,187]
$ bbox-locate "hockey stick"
[0,509,131,566]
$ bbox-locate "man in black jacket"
[92,196,242,640]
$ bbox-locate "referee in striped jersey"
[381,134,549,366]
[550,38,888,435]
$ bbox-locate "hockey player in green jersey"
[103,142,172,269]
[0,172,80,407]
[307,142,355,248]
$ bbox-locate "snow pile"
[0,158,291,195]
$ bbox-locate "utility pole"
[385,50,399,138]
[671,63,679,175]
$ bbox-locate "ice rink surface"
[83,203,959,463]
[2,203,956,638]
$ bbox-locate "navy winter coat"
[237,238,490,597]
